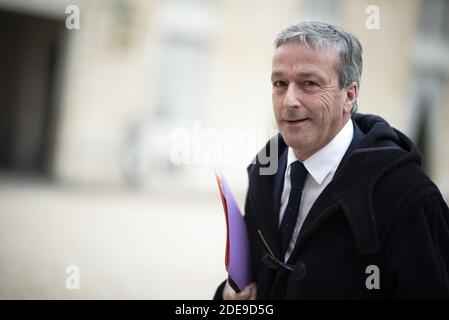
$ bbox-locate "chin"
[281,134,310,151]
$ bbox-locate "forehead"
[272,42,339,78]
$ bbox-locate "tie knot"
[290,161,307,189]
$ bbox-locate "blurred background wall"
[0,0,448,299]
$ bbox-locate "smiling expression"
[272,42,356,160]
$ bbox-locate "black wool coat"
[214,113,449,299]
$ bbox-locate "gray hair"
[274,21,362,113]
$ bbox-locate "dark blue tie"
[280,161,308,257]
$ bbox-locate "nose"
[283,83,301,109]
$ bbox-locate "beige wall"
[1,0,448,300]
[49,0,449,198]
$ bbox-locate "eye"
[273,80,287,88]
[304,80,318,87]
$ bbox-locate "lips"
[285,118,309,124]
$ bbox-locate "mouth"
[284,118,310,126]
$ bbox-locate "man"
[214,21,449,299]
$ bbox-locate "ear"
[344,82,358,114]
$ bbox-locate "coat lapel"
[273,147,288,225]
[250,135,288,259]
[284,121,379,264]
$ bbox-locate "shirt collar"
[286,119,354,185]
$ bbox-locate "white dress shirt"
[279,119,354,261]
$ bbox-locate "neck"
[293,117,351,161]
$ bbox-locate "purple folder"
[215,170,253,292]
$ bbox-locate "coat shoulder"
[372,159,447,248]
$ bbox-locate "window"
[418,0,449,42]
[155,36,204,120]
[299,0,340,22]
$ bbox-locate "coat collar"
[286,119,354,185]
[250,114,418,264]
[250,121,387,261]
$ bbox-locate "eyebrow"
[271,70,327,83]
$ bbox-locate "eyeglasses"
[258,229,307,280]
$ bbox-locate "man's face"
[271,42,354,160]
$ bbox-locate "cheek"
[272,96,283,116]
[312,92,339,120]
[272,92,282,104]
[272,102,280,116]
[316,91,335,110]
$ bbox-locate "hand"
[223,281,257,300]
